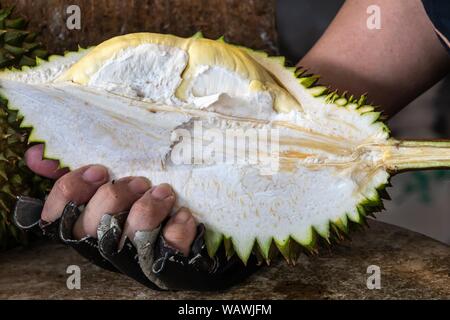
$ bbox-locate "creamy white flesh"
[0,39,392,261]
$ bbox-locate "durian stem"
[384,139,450,172]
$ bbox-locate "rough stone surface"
[0,220,448,299]
[1,0,278,54]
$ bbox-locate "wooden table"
[0,220,448,299]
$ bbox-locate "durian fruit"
[0,33,448,262]
[0,6,50,249]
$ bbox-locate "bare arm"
[298,0,450,117]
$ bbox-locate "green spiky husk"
[0,98,52,250]
[203,39,440,264]
[3,32,449,263]
[0,33,397,259]
[0,6,51,250]
[202,39,394,264]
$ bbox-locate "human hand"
[24,144,197,256]
[17,144,258,291]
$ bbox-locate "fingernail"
[174,209,191,223]
[128,177,151,194]
[82,165,108,183]
[151,184,173,200]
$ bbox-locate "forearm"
[298,0,450,118]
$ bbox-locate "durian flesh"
[1,33,449,263]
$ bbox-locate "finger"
[72,176,151,239]
[41,165,109,222]
[162,207,197,256]
[25,144,69,179]
[122,183,176,243]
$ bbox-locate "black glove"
[13,196,260,291]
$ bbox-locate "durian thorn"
[378,188,391,200]
[357,93,369,107]
[216,35,226,43]
[191,31,203,39]
[294,67,306,77]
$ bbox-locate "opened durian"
[0,32,449,262]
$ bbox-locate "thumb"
[24,144,69,180]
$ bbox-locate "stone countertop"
[0,220,448,299]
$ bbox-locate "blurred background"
[277,0,450,244]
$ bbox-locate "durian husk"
[0,6,52,250]
[2,32,449,262]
